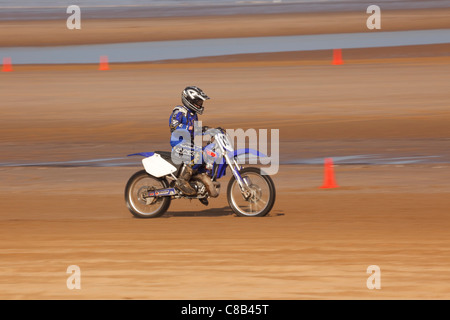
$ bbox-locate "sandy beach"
[1,8,450,300]
[1,163,450,299]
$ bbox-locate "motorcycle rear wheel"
[125,170,171,218]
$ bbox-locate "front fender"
[229,148,267,159]
[127,152,155,157]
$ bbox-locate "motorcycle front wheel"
[227,167,276,217]
[125,170,171,218]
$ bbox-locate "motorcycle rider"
[169,86,211,196]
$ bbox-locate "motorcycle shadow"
[163,206,234,218]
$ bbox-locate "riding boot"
[175,165,196,196]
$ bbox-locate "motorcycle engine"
[190,181,207,197]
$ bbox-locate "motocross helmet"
[181,86,210,115]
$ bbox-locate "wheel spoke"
[254,200,261,211]
[258,198,267,206]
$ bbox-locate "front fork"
[224,153,251,198]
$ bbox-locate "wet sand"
[1,10,450,299]
[2,46,449,160]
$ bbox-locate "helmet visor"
[193,98,204,107]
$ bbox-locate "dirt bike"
[124,128,276,218]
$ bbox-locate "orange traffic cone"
[332,49,344,65]
[320,158,339,188]
[2,57,13,72]
[99,55,109,70]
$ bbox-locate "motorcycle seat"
[155,151,182,170]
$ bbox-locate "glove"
[202,126,210,133]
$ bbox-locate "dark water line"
[0,154,447,167]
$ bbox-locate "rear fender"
[128,152,176,178]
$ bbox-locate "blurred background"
[1,0,450,300]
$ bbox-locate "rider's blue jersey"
[169,105,202,147]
